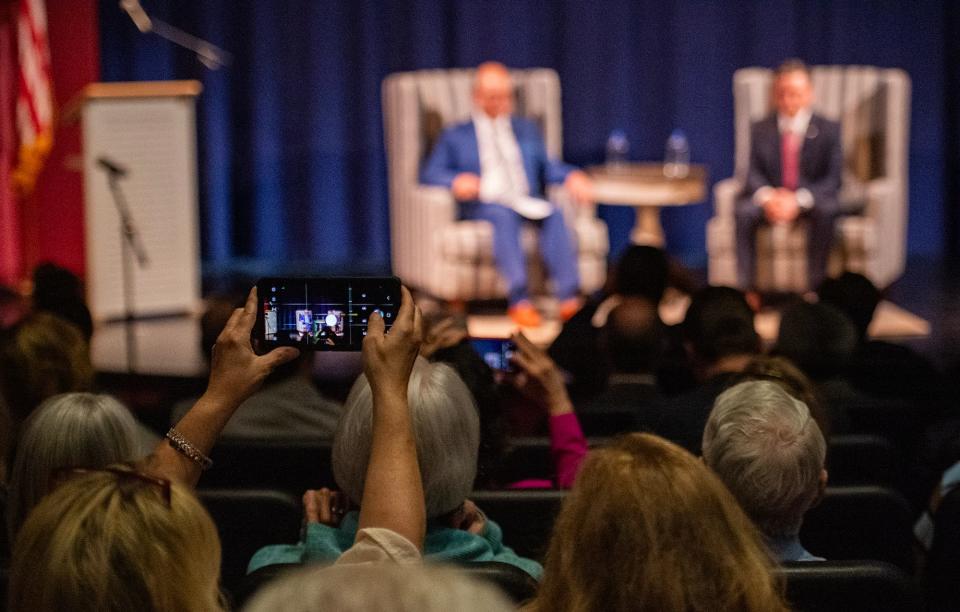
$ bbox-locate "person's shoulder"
[811,113,840,134]
[751,114,778,132]
[432,120,474,144]
[510,115,541,136]
[511,115,537,128]
[445,120,475,135]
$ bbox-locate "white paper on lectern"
[82,95,201,320]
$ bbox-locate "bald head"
[602,297,664,374]
[473,62,513,119]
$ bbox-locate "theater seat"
[200,438,335,494]
[800,486,914,571]
[469,490,566,561]
[198,489,302,603]
[826,434,900,487]
[496,437,611,485]
[779,560,919,612]
[925,486,960,612]
[461,561,539,603]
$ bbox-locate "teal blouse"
[247,510,543,580]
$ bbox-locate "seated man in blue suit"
[735,59,843,293]
[420,62,593,327]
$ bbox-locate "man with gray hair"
[702,380,828,561]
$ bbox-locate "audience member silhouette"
[9,464,225,612]
[659,286,760,453]
[31,262,93,343]
[245,564,513,612]
[248,353,542,578]
[735,354,837,441]
[9,286,437,611]
[702,380,828,562]
[772,300,859,435]
[0,312,94,430]
[550,245,670,400]
[578,296,667,436]
[819,272,943,410]
[6,392,149,546]
[170,294,342,440]
[528,433,787,612]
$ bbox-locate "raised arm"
[146,287,299,485]
[510,332,588,488]
[356,286,426,550]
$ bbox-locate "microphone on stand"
[118,0,232,70]
[97,156,128,177]
[119,0,153,33]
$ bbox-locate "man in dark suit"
[736,59,843,291]
[420,62,593,327]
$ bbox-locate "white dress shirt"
[473,112,551,219]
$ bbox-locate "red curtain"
[0,2,20,286]
[0,0,98,286]
[21,0,99,280]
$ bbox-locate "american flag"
[11,0,52,196]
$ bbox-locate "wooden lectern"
[78,80,203,322]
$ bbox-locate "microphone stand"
[102,164,149,373]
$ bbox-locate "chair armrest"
[863,178,894,219]
[413,185,458,223]
[712,177,743,219]
[391,185,458,288]
[548,184,598,227]
[863,177,907,285]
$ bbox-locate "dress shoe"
[558,297,583,322]
[508,301,542,327]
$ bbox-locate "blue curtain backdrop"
[99,0,959,279]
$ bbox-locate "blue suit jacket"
[419,116,575,198]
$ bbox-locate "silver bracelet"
[165,428,213,470]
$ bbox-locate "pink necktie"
[781,131,800,191]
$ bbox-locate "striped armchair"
[382,68,608,301]
[707,66,911,292]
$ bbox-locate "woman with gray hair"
[244,563,512,612]
[701,379,828,561]
[6,392,150,544]
[248,356,542,579]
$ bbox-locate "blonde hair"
[0,312,93,426]
[8,466,224,612]
[530,433,787,612]
[7,392,142,543]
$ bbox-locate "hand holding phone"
[469,337,517,374]
[508,332,574,416]
[255,277,400,351]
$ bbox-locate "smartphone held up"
[469,337,517,373]
[254,277,401,351]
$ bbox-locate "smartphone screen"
[469,337,516,373]
[255,277,400,351]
